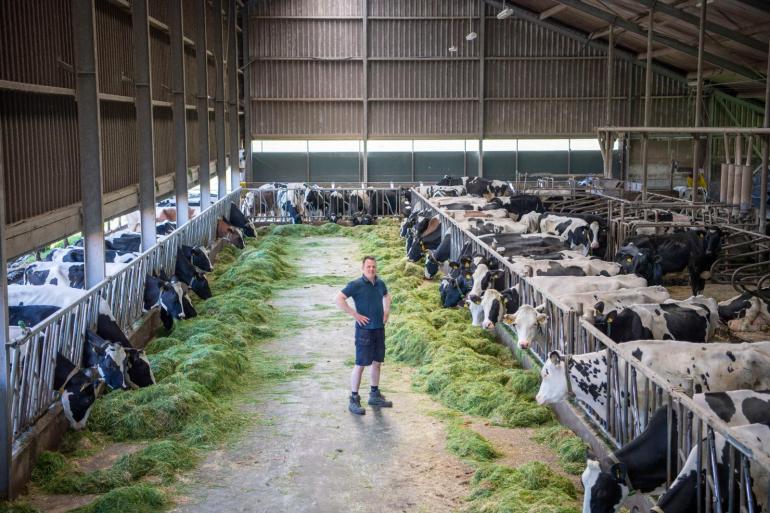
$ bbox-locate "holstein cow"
[424,234,452,279]
[83,330,127,390]
[502,304,546,349]
[436,175,467,186]
[535,341,770,423]
[406,216,442,262]
[276,185,304,224]
[23,262,128,288]
[466,263,505,304]
[228,202,257,237]
[482,195,545,219]
[439,265,474,308]
[527,275,648,297]
[326,190,345,223]
[175,251,212,299]
[47,247,138,264]
[303,185,325,218]
[180,245,213,273]
[583,390,770,513]
[540,214,601,255]
[594,296,720,343]
[718,289,770,332]
[479,285,520,329]
[478,233,567,258]
[216,218,245,249]
[615,228,722,296]
[653,422,770,513]
[554,286,671,317]
[144,274,195,330]
[465,177,510,197]
[54,352,99,430]
[349,189,370,214]
[508,257,620,278]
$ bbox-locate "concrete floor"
[172,237,470,513]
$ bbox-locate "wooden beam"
[637,47,678,60]
[539,4,567,20]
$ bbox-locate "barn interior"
[3,1,770,512]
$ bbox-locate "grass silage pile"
[354,221,583,513]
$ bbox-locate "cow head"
[217,219,245,249]
[502,304,546,349]
[84,330,127,390]
[615,243,661,284]
[406,238,424,262]
[189,271,212,300]
[702,227,722,258]
[183,245,213,272]
[535,351,569,405]
[439,277,465,308]
[480,292,503,330]
[54,353,99,430]
[124,348,156,389]
[424,254,440,279]
[581,459,629,513]
[500,285,520,315]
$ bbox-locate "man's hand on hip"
[383,312,389,325]
[354,313,370,327]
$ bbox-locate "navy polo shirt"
[341,275,389,330]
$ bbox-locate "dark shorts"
[355,327,386,366]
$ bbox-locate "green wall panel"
[253,154,307,182]
[309,152,360,182]
[368,152,412,182]
[518,151,569,175]
[414,152,465,181]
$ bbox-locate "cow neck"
[606,451,637,495]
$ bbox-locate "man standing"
[335,255,393,415]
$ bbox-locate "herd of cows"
[6,202,256,431]
[400,176,770,513]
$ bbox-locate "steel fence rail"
[411,187,770,512]
[5,189,241,441]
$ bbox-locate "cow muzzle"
[518,339,530,349]
[481,320,495,330]
[590,241,600,249]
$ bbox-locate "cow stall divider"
[411,188,770,512]
[5,189,241,443]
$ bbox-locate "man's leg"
[368,330,392,407]
[349,361,367,415]
[370,361,381,387]
[351,365,365,394]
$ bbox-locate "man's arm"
[335,291,370,326]
[382,293,392,325]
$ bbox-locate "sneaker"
[368,389,393,407]
[349,394,365,415]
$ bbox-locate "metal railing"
[410,187,770,512]
[6,189,241,441]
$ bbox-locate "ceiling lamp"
[465,31,477,41]
[497,7,513,19]
[448,45,458,53]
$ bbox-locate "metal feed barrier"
[5,189,241,442]
[411,188,770,512]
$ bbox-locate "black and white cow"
[424,234,451,279]
[439,265,474,308]
[615,228,722,296]
[228,202,257,237]
[123,347,155,389]
[174,252,211,300]
[595,296,719,343]
[303,185,325,218]
[527,275,648,297]
[482,194,544,219]
[509,257,620,278]
[276,185,304,224]
[540,214,601,254]
[406,216,442,262]
[717,289,770,332]
[327,190,345,223]
[501,304,546,349]
[554,286,671,317]
[535,341,770,422]
[156,220,176,235]
[22,262,128,288]
[83,330,127,391]
[217,218,246,249]
[436,175,466,186]
[47,247,138,264]
[180,245,213,273]
[105,232,142,252]
[465,177,510,197]
[144,274,195,330]
[466,263,505,303]
[477,233,567,259]
[480,285,520,329]
[349,190,370,214]
[53,352,99,430]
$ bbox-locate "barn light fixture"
[497,7,513,19]
[448,45,458,53]
[465,31,477,41]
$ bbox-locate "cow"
[276,185,304,224]
[367,189,400,216]
[424,234,452,279]
[482,194,545,219]
[527,275,648,297]
[615,228,722,296]
[53,352,99,430]
[594,296,720,344]
[227,202,256,237]
[156,206,197,224]
[46,247,138,264]
[718,289,770,332]
[83,330,127,391]
[406,216,442,262]
[22,262,128,288]
[466,263,505,303]
[480,286,520,329]
[144,274,194,330]
[303,185,325,218]
[439,266,473,308]
[155,220,176,235]
[180,245,213,273]
[349,190,370,214]
[175,252,212,300]
[554,286,671,317]
[123,347,155,389]
[327,190,345,223]
[436,175,467,186]
[502,304,546,349]
[414,185,466,198]
[465,177,510,197]
[464,212,542,237]
[539,214,600,255]
[105,232,142,252]
[477,233,567,259]
[508,257,620,278]
[216,218,245,249]
[535,341,770,423]
[653,422,770,513]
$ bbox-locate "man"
[335,255,393,415]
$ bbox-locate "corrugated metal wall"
[1,0,237,251]
[250,0,692,139]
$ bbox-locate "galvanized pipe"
[734,136,743,214]
[0,123,11,499]
[132,0,157,252]
[641,5,654,202]
[196,0,211,209]
[241,2,253,183]
[760,39,770,234]
[362,0,369,182]
[169,0,189,226]
[227,0,239,191]
[72,0,105,288]
[691,0,706,201]
[213,0,227,197]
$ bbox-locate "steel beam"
[604,27,614,178]
[734,0,770,15]
[132,0,156,252]
[0,123,11,500]
[549,0,760,80]
[692,0,706,202]
[73,0,105,288]
[214,0,227,197]
[227,0,240,191]
[632,0,766,53]
[169,0,189,226]
[642,5,654,202]
[760,40,770,234]
[479,0,485,178]
[241,2,253,182]
[196,0,211,209]
[362,0,369,182]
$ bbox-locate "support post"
[641,5,654,202]
[761,39,770,233]
[478,1,485,178]
[604,27,614,178]
[169,0,189,226]
[0,124,11,500]
[227,0,239,191]
[241,2,253,183]
[73,0,105,288]
[692,0,706,202]
[196,0,211,209]
[213,0,227,197]
[132,0,156,251]
[362,0,368,183]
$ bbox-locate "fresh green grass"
[532,425,588,475]
[67,485,166,513]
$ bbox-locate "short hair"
[362,255,377,265]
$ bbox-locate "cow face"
[190,272,212,300]
[480,295,502,330]
[535,351,569,405]
[702,227,722,257]
[125,349,156,388]
[424,255,440,279]
[84,330,127,390]
[54,353,98,430]
[159,280,186,325]
[185,245,213,272]
[217,219,245,249]
[439,277,465,308]
[502,304,546,349]
[582,459,628,513]
[406,238,424,262]
[615,244,660,284]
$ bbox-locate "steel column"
[132,0,156,251]
[73,0,105,288]
[169,0,189,226]
[362,0,368,182]
[227,0,239,191]
[760,40,770,234]
[241,2,253,183]
[641,5,655,202]
[196,0,211,209]
[692,0,707,202]
[0,124,11,500]
[604,27,614,178]
[214,0,227,197]
[478,1,485,178]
